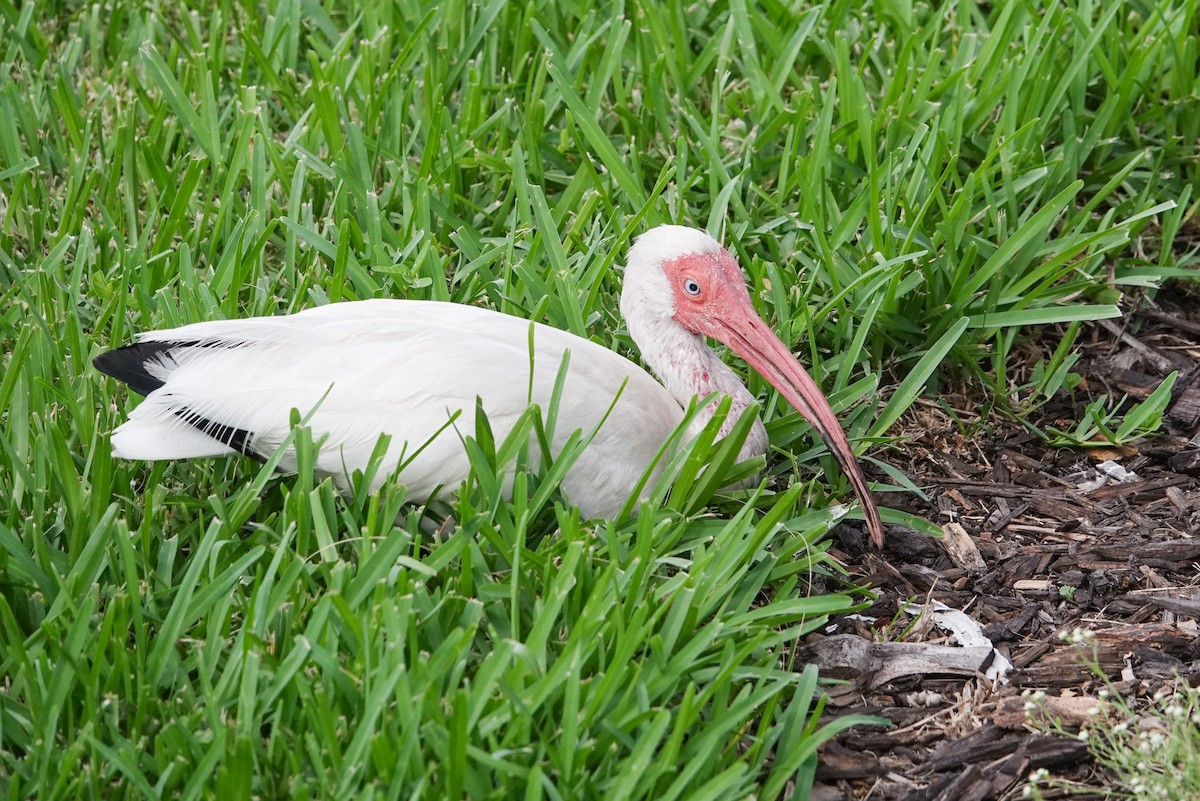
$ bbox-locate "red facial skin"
[662,250,885,548]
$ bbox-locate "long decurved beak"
[713,308,885,548]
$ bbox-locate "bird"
[94,225,885,547]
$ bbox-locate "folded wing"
[96,299,684,513]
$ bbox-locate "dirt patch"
[812,285,1200,800]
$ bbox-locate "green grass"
[1,0,1198,798]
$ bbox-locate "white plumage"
[109,300,682,516]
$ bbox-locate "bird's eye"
[683,278,701,296]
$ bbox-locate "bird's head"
[621,225,750,337]
[620,224,885,548]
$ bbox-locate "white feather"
[111,417,237,459]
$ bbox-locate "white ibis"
[95,225,885,547]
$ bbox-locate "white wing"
[107,299,684,516]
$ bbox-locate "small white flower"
[1068,626,1095,645]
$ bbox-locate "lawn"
[0,0,1197,798]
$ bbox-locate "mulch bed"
[810,283,1200,800]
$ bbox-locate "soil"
[810,283,1200,800]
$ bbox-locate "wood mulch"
[810,283,1200,800]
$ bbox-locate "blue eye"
[683,278,701,296]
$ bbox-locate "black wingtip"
[94,342,177,397]
[95,340,263,461]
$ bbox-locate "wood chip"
[1112,368,1161,401]
[1143,593,1200,620]
[1137,308,1200,338]
[1014,624,1196,687]
[803,635,993,689]
[1167,448,1200,476]
[814,741,881,780]
[940,521,987,574]
[1094,541,1200,561]
[1139,565,1174,589]
[993,693,1101,730]
[1013,579,1052,592]
[1011,641,1052,668]
[1166,485,1191,512]
[1089,474,1192,501]
[1098,318,1187,372]
[1166,365,1200,429]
